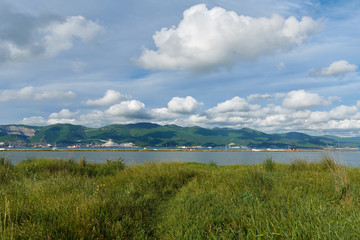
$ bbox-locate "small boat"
[67,146,79,149]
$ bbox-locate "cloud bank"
[20,89,360,136]
[136,4,320,71]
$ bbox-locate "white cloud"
[78,110,105,127]
[1,86,35,101]
[329,105,357,120]
[307,111,330,123]
[20,116,47,126]
[247,93,272,101]
[42,16,104,58]
[282,89,334,109]
[105,100,149,119]
[275,92,287,99]
[149,96,202,122]
[150,108,179,121]
[309,60,358,77]
[85,90,130,106]
[47,118,77,125]
[0,86,75,102]
[49,109,78,119]
[0,6,104,64]
[208,97,250,113]
[47,109,79,125]
[17,89,360,137]
[168,96,202,114]
[136,4,319,71]
[34,90,75,100]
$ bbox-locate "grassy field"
[1,155,360,239]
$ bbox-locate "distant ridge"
[0,123,359,149]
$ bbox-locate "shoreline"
[1,148,359,153]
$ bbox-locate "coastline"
[1,148,359,153]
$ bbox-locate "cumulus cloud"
[309,60,358,77]
[47,109,79,125]
[208,97,250,114]
[78,110,105,127]
[150,108,180,121]
[0,86,75,102]
[167,96,202,114]
[0,4,104,64]
[282,89,335,109]
[49,109,78,119]
[149,96,202,122]
[20,116,47,126]
[85,90,130,106]
[105,100,149,119]
[329,105,357,120]
[135,4,319,71]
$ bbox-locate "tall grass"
[263,156,275,172]
[1,156,360,238]
[321,154,352,203]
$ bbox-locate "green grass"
[1,155,360,239]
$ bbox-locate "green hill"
[0,123,359,149]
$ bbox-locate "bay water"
[2,150,360,167]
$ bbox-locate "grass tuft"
[290,158,309,171]
[78,156,86,167]
[263,156,275,172]
[321,154,352,204]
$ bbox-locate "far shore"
[1,148,359,153]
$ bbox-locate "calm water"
[2,150,360,166]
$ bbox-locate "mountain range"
[0,123,360,149]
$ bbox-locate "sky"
[0,0,359,136]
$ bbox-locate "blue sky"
[0,0,359,136]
